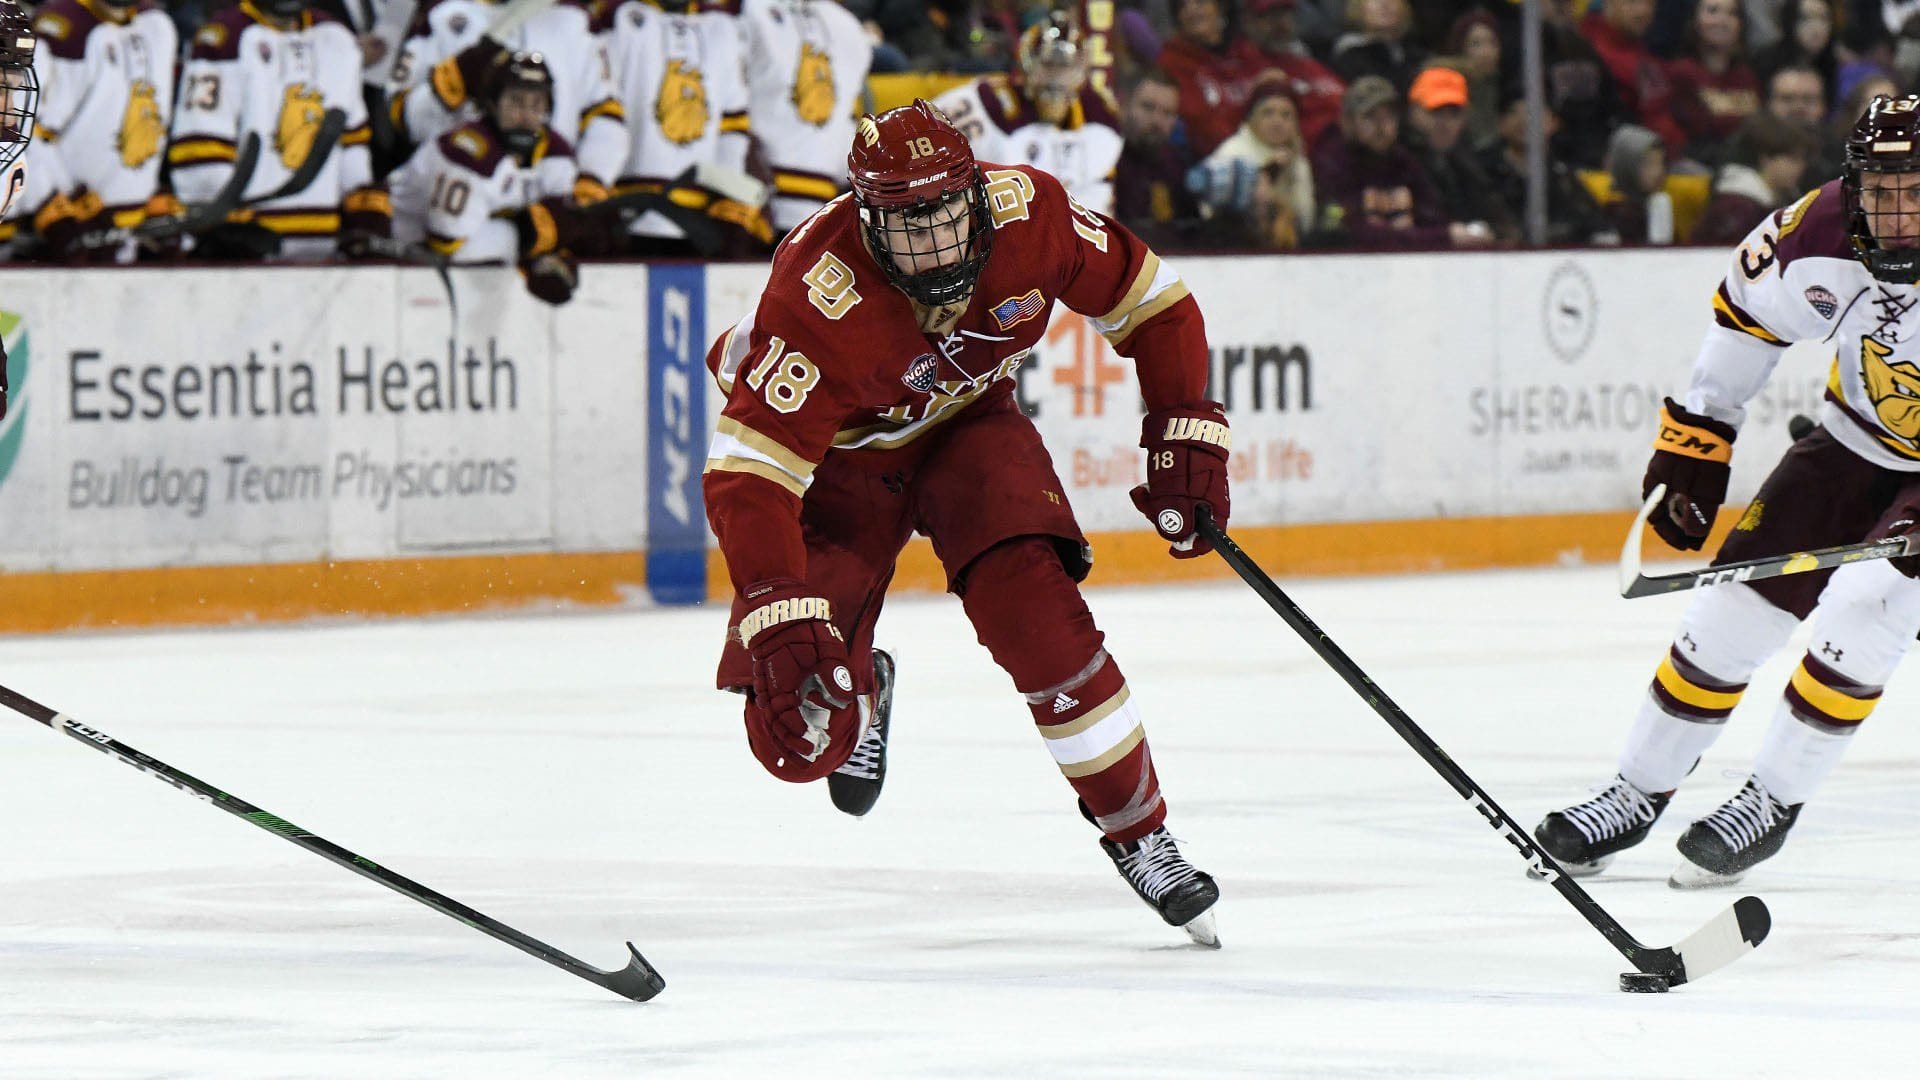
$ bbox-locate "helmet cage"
[1844,94,1920,285]
[0,7,38,179]
[481,51,556,159]
[858,179,994,308]
[1019,14,1087,117]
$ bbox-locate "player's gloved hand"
[520,251,579,305]
[511,196,595,261]
[445,38,507,105]
[737,580,861,783]
[1644,397,1737,551]
[1130,401,1231,558]
[36,188,109,262]
[137,191,187,259]
[338,186,392,260]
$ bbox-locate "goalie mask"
[0,2,36,218]
[1844,94,1920,285]
[479,51,555,162]
[1017,11,1088,126]
[847,99,993,309]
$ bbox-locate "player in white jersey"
[389,0,624,198]
[600,0,764,254]
[8,0,173,262]
[1535,95,1920,888]
[931,10,1122,216]
[737,0,868,235]
[389,50,588,304]
[1,0,38,420]
[168,0,380,260]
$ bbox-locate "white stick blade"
[1672,895,1771,984]
[1620,485,1664,595]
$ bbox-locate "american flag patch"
[990,289,1047,330]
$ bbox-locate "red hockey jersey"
[702,162,1210,592]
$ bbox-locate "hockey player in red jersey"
[703,100,1227,945]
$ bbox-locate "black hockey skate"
[1099,826,1221,948]
[1670,777,1802,889]
[828,649,894,817]
[1532,775,1672,877]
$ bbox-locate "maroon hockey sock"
[960,539,1167,844]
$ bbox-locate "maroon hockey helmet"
[479,51,556,159]
[0,2,34,218]
[847,100,994,307]
[1844,94,1920,284]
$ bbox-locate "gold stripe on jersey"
[1109,282,1191,346]
[1099,251,1160,327]
[1039,686,1131,742]
[774,171,839,201]
[719,110,751,134]
[430,58,467,111]
[1776,187,1820,239]
[1059,724,1145,779]
[343,187,391,215]
[704,456,807,498]
[581,98,625,125]
[426,233,464,257]
[1789,662,1879,721]
[250,210,340,235]
[1712,287,1786,345]
[341,125,371,146]
[168,136,238,166]
[713,416,815,481]
[1654,656,1743,711]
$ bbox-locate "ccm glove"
[1130,401,1232,558]
[737,580,861,783]
[1644,397,1737,551]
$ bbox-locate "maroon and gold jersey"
[702,162,1208,591]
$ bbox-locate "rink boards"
[0,250,1831,629]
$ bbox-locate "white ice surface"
[3,565,1919,1077]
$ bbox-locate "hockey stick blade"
[0,682,664,1002]
[1620,485,1910,598]
[240,107,348,207]
[1196,508,1773,989]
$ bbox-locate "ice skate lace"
[1119,831,1201,902]
[1560,779,1658,845]
[835,721,885,781]
[1699,781,1786,852]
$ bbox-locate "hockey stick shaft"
[237,107,348,208]
[0,682,664,1001]
[75,132,263,250]
[1196,510,1769,984]
[1620,484,1911,597]
[486,0,557,42]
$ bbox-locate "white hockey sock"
[1618,695,1725,794]
[1751,704,1856,805]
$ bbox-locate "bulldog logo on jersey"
[276,84,327,169]
[902,352,937,393]
[990,289,1046,330]
[1805,286,1838,319]
[117,81,165,168]
[1862,336,1920,448]
[792,43,836,126]
[658,60,711,145]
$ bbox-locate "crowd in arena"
[3,0,1914,297]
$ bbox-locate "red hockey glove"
[737,581,861,783]
[1130,401,1232,558]
[1644,398,1736,552]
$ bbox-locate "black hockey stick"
[1619,484,1910,598]
[0,682,664,1002]
[1196,508,1771,990]
[71,131,264,251]
[232,106,349,209]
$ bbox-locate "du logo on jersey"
[658,60,711,145]
[792,43,836,126]
[990,289,1047,331]
[117,81,165,168]
[276,84,327,169]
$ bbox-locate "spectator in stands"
[1159,0,1272,157]
[1197,78,1316,246]
[1477,89,1617,244]
[1753,0,1836,89]
[1602,123,1675,243]
[1329,0,1425,94]
[1584,0,1689,156]
[1762,62,1841,178]
[1311,75,1491,247]
[1830,64,1898,145]
[1691,110,1816,242]
[1671,0,1762,157]
[1525,0,1632,169]
[1241,0,1346,149]
[1404,66,1515,241]
[1113,68,1204,246]
[1443,9,1501,151]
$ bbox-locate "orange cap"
[1409,67,1469,111]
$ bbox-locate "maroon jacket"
[1158,36,1274,158]
[1581,13,1686,154]
[1668,58,1761,149]
[1247,46,1347,149]
[1311,132,1451,248]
